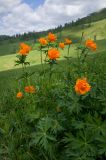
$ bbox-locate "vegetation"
[0,28,106,160]
[0,8,106,159]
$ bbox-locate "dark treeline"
[0,8,106,42]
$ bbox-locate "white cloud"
[0,0,106,35]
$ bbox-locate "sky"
[0,0,106,35]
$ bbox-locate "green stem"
[40,49,43,70]
[80,32,84,45]
[66,44,71,77]
[49,63,53,83]
[67,44,70,57]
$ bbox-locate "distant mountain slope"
[73,8,106,25]
[61,19,106,41]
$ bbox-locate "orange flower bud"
[65,38,72,45]
[16,92,23,98]
[59,42,65,49]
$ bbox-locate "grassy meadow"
[0,19,106,160]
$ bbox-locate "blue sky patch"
[23,0,44,9]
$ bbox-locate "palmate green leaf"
[68,101,82,114]
[51,119,64,134]
[96,134,106,156]
[64,129,97,159]
[66,95,82,115]
[30,131,56,159]
[37,117,53,132]
[85,113,106,135]
[30,117,57,159]
[71,119,85,130]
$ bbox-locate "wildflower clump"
[10,31,105,160]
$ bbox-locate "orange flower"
[48,48,60,60]
[75,78,91,95]
[48,32,57,42]
[19,43,31,56]
[59,42,65,49]
[25,85,35,93]
[65,38,72,45]
[86,40,97,51]
[19,49,28,55]
[16,92,23,99]
[39,38,47,45]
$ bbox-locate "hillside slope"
[61,19,106,40]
